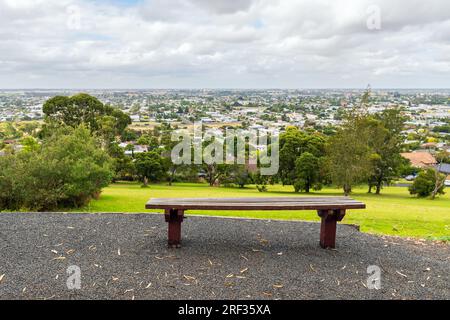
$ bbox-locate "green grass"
[80,182,450,240]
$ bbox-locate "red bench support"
[318,209,346,249]
[165,209,184,248]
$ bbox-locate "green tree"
[201,163,227,187]
[135,151,167,183]
[278,127,326,187]
[327,91,374,195]
[121,128,138,142]
[219,165,252,188]
[137,134,159,150]
[43,93,131,139]
[367,107,408,194]
[20,136,40,153]
[108,143,136,181]
[409,169,446,198]
[294,152,321,193]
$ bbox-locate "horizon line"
[1,88,450,91]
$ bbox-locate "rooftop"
[401,152,437,168]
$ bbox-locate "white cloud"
[0,0,449,88]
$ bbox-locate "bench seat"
[146,197,366,249]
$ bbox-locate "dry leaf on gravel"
[52,256,66,261]
[396,271,408,278]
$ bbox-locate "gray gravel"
[0,213,448,300]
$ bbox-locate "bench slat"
[149,197,357,203]
[146,197,366,211]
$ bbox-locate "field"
[80,182,450,240]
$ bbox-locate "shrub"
[0,126,113,211]
[409,169,446,198]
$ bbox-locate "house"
[401,152,437,168]
[124,145,148,156]
[130,115,141,122]
[437,163,450,175]
[420,142,437,149]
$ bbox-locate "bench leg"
[317,210,346,249]
[165,209,184,248]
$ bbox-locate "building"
[400,152,437,168]
[437,163,450,175]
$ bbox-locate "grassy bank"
[79,182,450,240]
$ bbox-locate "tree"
[20,136,40,153]
[121,128,138,142]
[1,122,21,139]
[43,93,131,140]
[19,122,40,137]
[219,165,252,188]
[252,171,269,192]
[108,143,136,181]
[327,91,374,195]
[294,152,321,193]
[278,127,326,188]
[409,169,445,198]
[202,163,227,187]
[367,107,408,194]
[137,134,159,149]
[135,151,167,183]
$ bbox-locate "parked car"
[405,175,416,181]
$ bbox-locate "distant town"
[1,89,449,153]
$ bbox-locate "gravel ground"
[0,213,448,300]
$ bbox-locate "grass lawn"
[80,182,450,241]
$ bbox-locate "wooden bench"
[145,197,366,249]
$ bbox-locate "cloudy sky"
[0,0,449,89]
